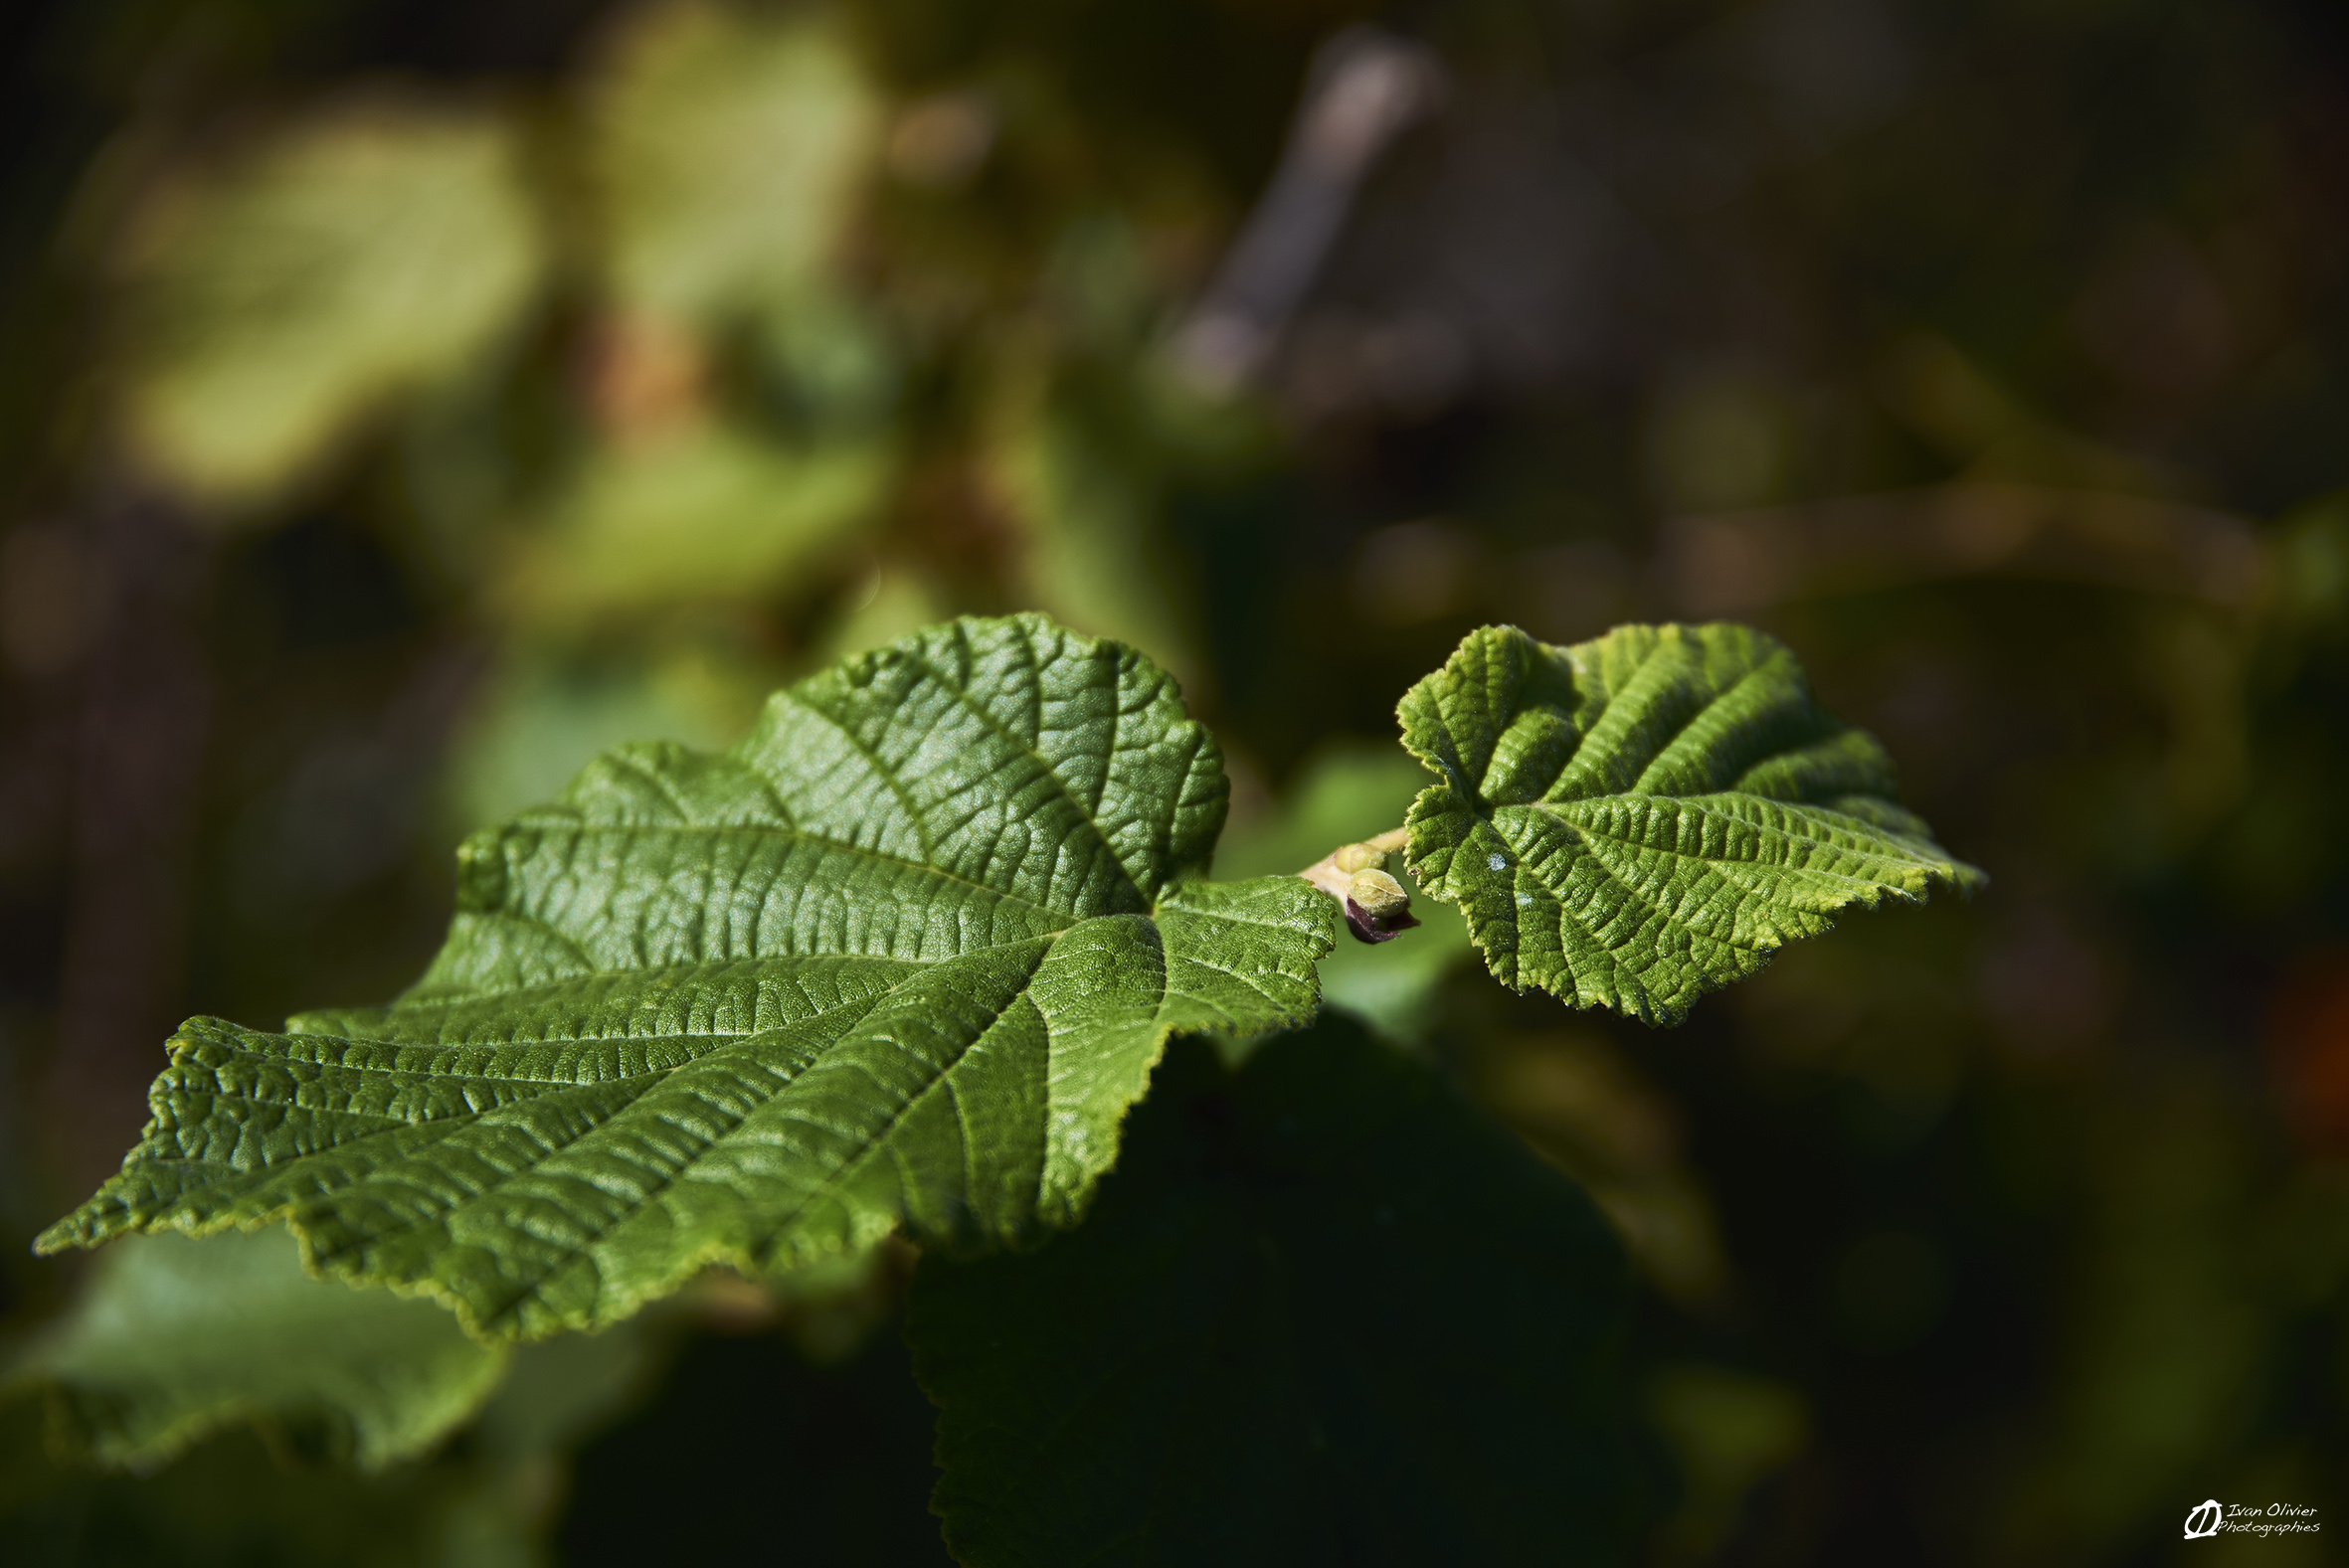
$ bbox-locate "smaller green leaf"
[1399,622,1982,1024]
[910,1017,1660,1568]
[8,1228,505,1471]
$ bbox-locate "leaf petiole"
[1296,825,1418,943]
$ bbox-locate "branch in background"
[52,489,215,1191]
[1172,28,1445,396]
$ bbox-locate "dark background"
[3,0,2349,1562]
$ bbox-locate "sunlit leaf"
[910,1018,1660,1567]
[8,1229,503,1471]
[41,616,1334,1340]
[1400,622,1982,1024]
[116,101,543,512]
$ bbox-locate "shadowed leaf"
[8,1229,503,1471]
[910,1017,1659,1568]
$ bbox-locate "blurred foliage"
[911,1019,1660,1566]
[1,0,2347,1561]
[9,1229,506,1473]
[114,99,544,514]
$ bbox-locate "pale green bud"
[1347,869,1409,920]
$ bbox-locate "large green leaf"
[1400,622,1982,1024]
[8,1228,503,1472]
[40,615,1334,1339]
[909,1018,1660,1568]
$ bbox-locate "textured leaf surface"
[911,1018,1658,1568]
[8,1228,503,1471]
[1400,623,1982,1024]
[42,616,1333,1338]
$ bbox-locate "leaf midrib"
[494,813,1076,929]
[106,925,1100,1330]
[452,932,1069,1331]
[184,1019,769,1086]
[1485,801,1890,971]
[1441,788,1901,962]
[1524,793,1947,882]
[360,890,1213,1029]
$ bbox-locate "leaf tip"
[30,1221,82,1258]
[33,1198,125,1258]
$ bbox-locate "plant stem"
[1296,825,1408,902]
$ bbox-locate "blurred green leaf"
[593,1,879,323]
[992,393,1197,687]
[910,1016,1658,1567]
[1645,1365,1807,1564]
[468,1316,662,1465]
[117,101,544,512]
[1465,1027,1731,1307]
[40,615,1334,1339]
[0,1413,532,1568]
[443,646,772,834]
[1,1288,659,1566]
[8,1228,504,1471]
[501,419,890,625]
[1401,622,1983,1024]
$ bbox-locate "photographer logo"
[2183,1501,2321,1540]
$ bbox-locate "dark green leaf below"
[909,1016,1663,1568]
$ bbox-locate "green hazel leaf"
[8,1228,505,1472]
[1399,622,1983,1025]
[39,615,1335,1339]
[910,1017,1662,1568]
